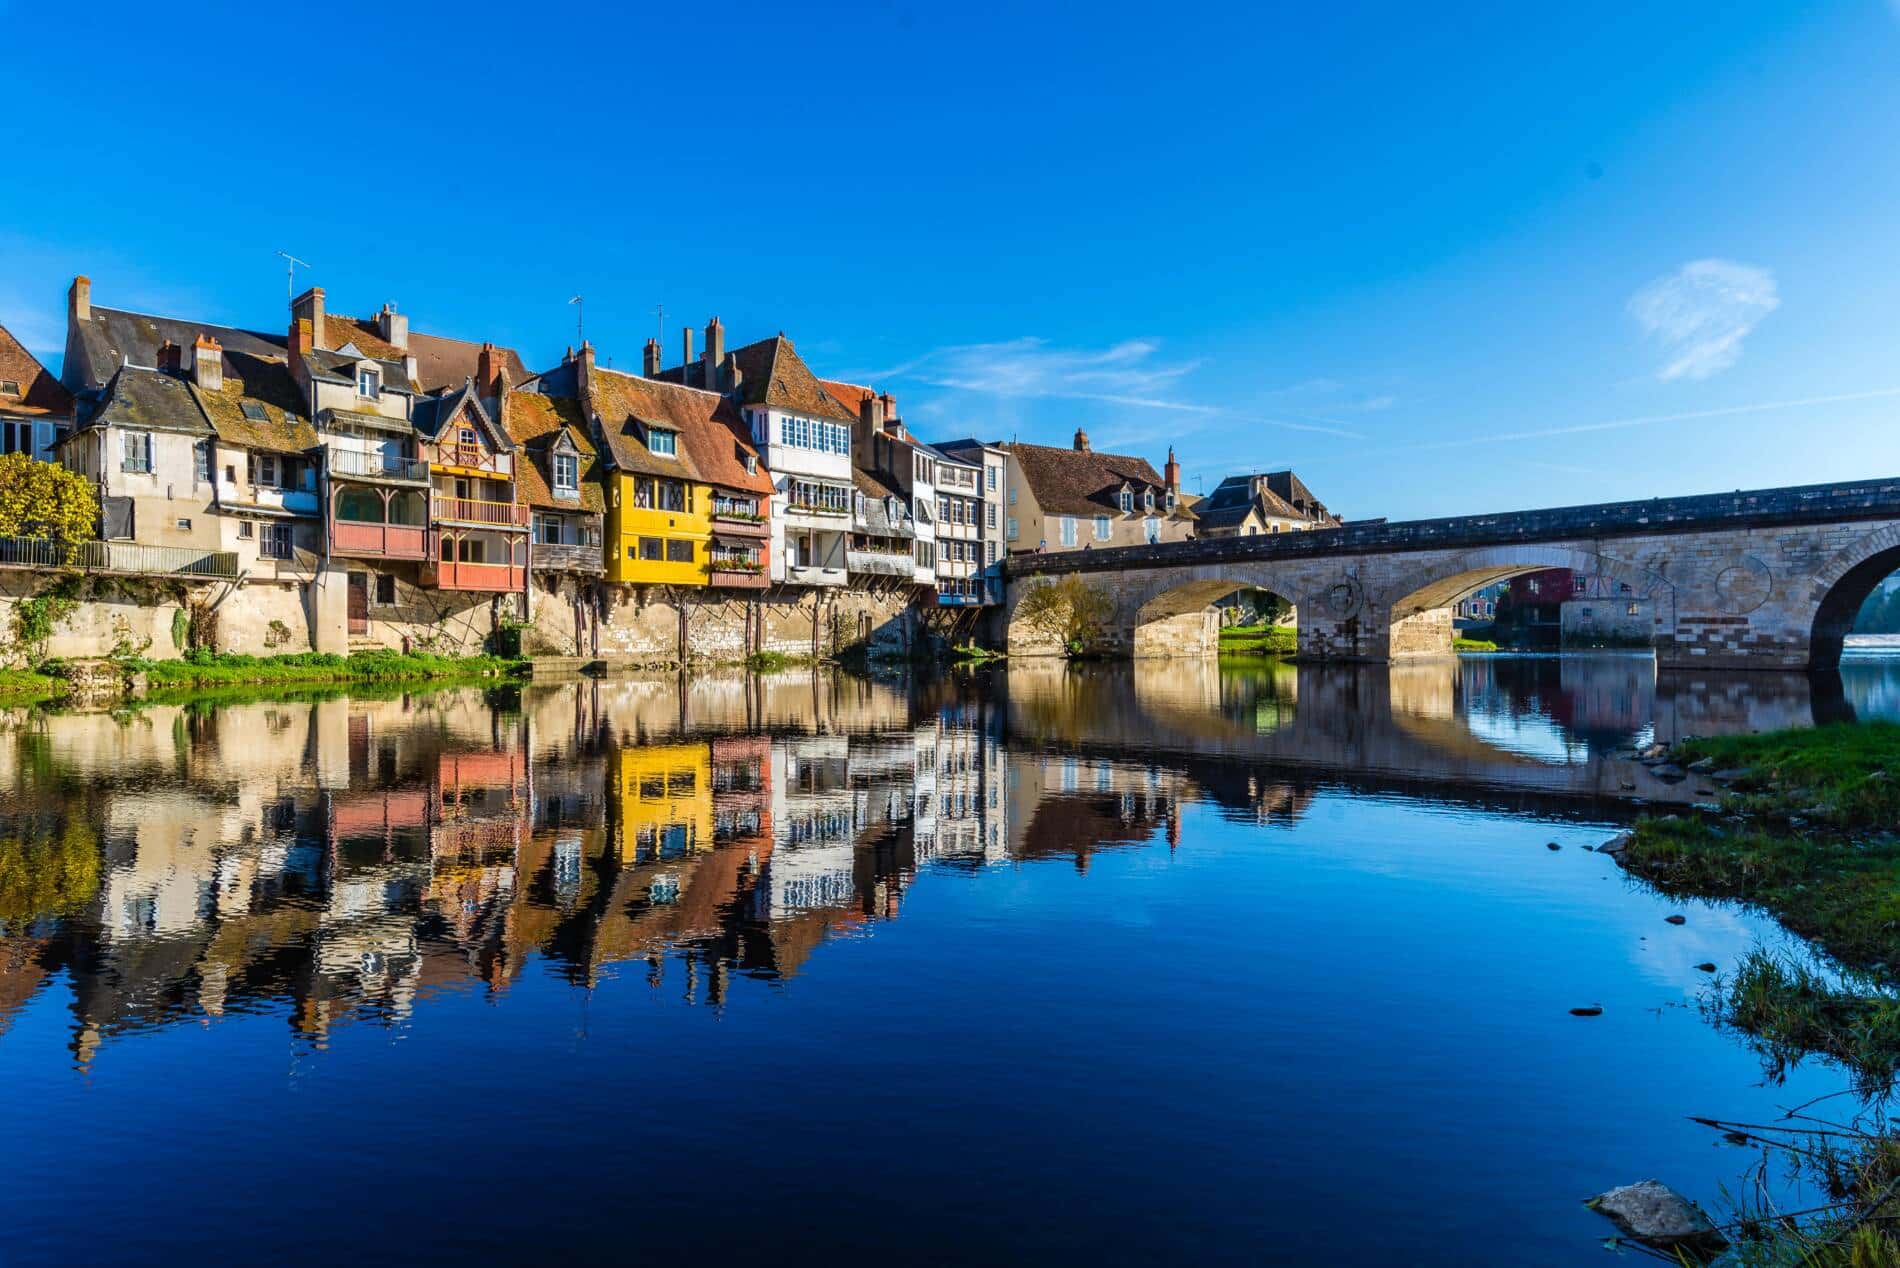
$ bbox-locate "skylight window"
[240,402,269,422]
[0,380,19,397]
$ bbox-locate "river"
[2,651,1898,1264]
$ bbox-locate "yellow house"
[610,741,713,866]
[576,351,720,587]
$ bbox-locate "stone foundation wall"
[544,582,926,667]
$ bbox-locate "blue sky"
[4,2,1899,520]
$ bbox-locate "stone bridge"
[1001,476,1900,670]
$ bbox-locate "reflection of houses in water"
[913,698,1009,866]
[1005,752,1184,871]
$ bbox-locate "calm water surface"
[3,653,1899,1265]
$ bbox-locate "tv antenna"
[568,295,584,346]
[275,250,311,302]
[653,303,665,346]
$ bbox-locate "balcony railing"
[435,445,513,477]
[847,549,916,578]
[425,559,527,592]
[530,541,604,573]
[332,519,429,561]
[0,536,240,579]
[329,449,429,483]
[432,496,528,528]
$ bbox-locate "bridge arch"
[1807,523,1900,669]
[1384,545,1676,621]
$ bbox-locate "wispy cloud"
[1628,259,1779,380]
[867,336,1367,437]
[1384,386,1900,455]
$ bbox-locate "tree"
[0,453,97,542]
[1014,574,1115,655]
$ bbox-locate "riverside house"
[1193,468,1341,538]
[1000,431,1195,554]
[0,320,72,463]
[656,322,854,587]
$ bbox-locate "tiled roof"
[90,366,211,434]
[0,323,73,418]
[408,331,531,394]
[192,352,318,454]
[588,368,705,481]
[819,377,874,421]
[662,335,859,422]
[413,381,509,447]
[1005,442,1195,520]
[324,317,405,363]
[503,390,604,513]
[69,305,285,390]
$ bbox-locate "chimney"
[702,317,724,388]
[1164,445,1180,493]
[292,286,327,351]
[681,325,694,375]
[1074,427,1090,452]
[376,302,409,351]
[859,393,883,435]
[879,393,899,437]
[156,340,182,374]
[69,275,91,324]
[643,338,662,378]
[191,335,223,392]
[477,342,501,398]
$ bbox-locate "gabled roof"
[1005,442,1194,520]
[819,378,874,421]
[588,366,751,486]
[413,380,509,448]
[192,352,319,454]
[409,331,531,394]
[323,317,405,363]
[504,390,604,513]
[852,469,915,539]
[68,305,286,391]
[90,366,211,435]
[300,345,416,394]
[660,335,859,423]
[0,323,73,418]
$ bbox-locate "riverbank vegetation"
[1217,624,1297,655]
[129,649,526,689]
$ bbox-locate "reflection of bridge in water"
[1002,656,1853,814]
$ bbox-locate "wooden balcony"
[710,510,770,538]
[330,448,429,484]
[709,563,769,590]
[432,496,528,528]
[433,445,513,478]
[424,559,527,592]
[332,519,429,561]
[531,541,605,573]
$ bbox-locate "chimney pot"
[643,338,662,378]
[703,316,725,389]
[682,326,695,374]
[1074,427,1090,452]
[377,301,409,351]
[292,286,327,351]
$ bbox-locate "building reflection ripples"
[1,653,1896,1064]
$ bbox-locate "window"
[1059,517,1077,547]
[648,428,677,457]
[639,537,664,561]
[376,574,397,605]
[666,539,694,563]
[239,401,268,422]
[358,367,380,399]
[986,465,997,491]
[985,540,996,565]
[237,520,254,540]
[1093,515,1110,540]
[121,431,153,473]
[743,452,758,474]
[0,380,17,396]
[1006,516,1018,541]
[534,514,564,544]
[193,439,211,484]
[987,504,997,529]
[1626,603,1641,617]
[261,523,293,560]
[1143,489,1155,511]
[1118,489,1133,513]
[1145,516,1160,544]
[255,453,280,487]
[657,480,686,512]
[1007,485,1017,505]
[915,539,935,568]
[553,451,579,496]
[1574,575,1587,594]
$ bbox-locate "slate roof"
[412,380,509,448]
[1193,475,1306,531]
[658,334,859,423]
[0,323,73,418]
[503,390,604,513]
[1005,442,1195,520]
[68,305,285,390]
[191,352,319,454]
[300,345,416,394]
[89,366,211,434]
[409,331,532,394]
[852,468,914,539]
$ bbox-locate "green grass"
[1618,724,1900,1087]
[130,649,526,689]
[1218,624,1298,655]
[1453,636,1499,652]
[0,668,68,706]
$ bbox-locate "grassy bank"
[0,669,69,706]
[131,649,526,689]
[1453,636,1499,652]
[1218,624,1297,655]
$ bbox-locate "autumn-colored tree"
[0,452,98,542]
[1014,574,1115,655]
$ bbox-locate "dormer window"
[553,451,579,498]
[742,451,758,475]
[458,426,478,448]
[1118,489,1133,513]
[358,367,380,399]
[1143,489,1155,511]
[648,427,677,457]
[0,380,19,397]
